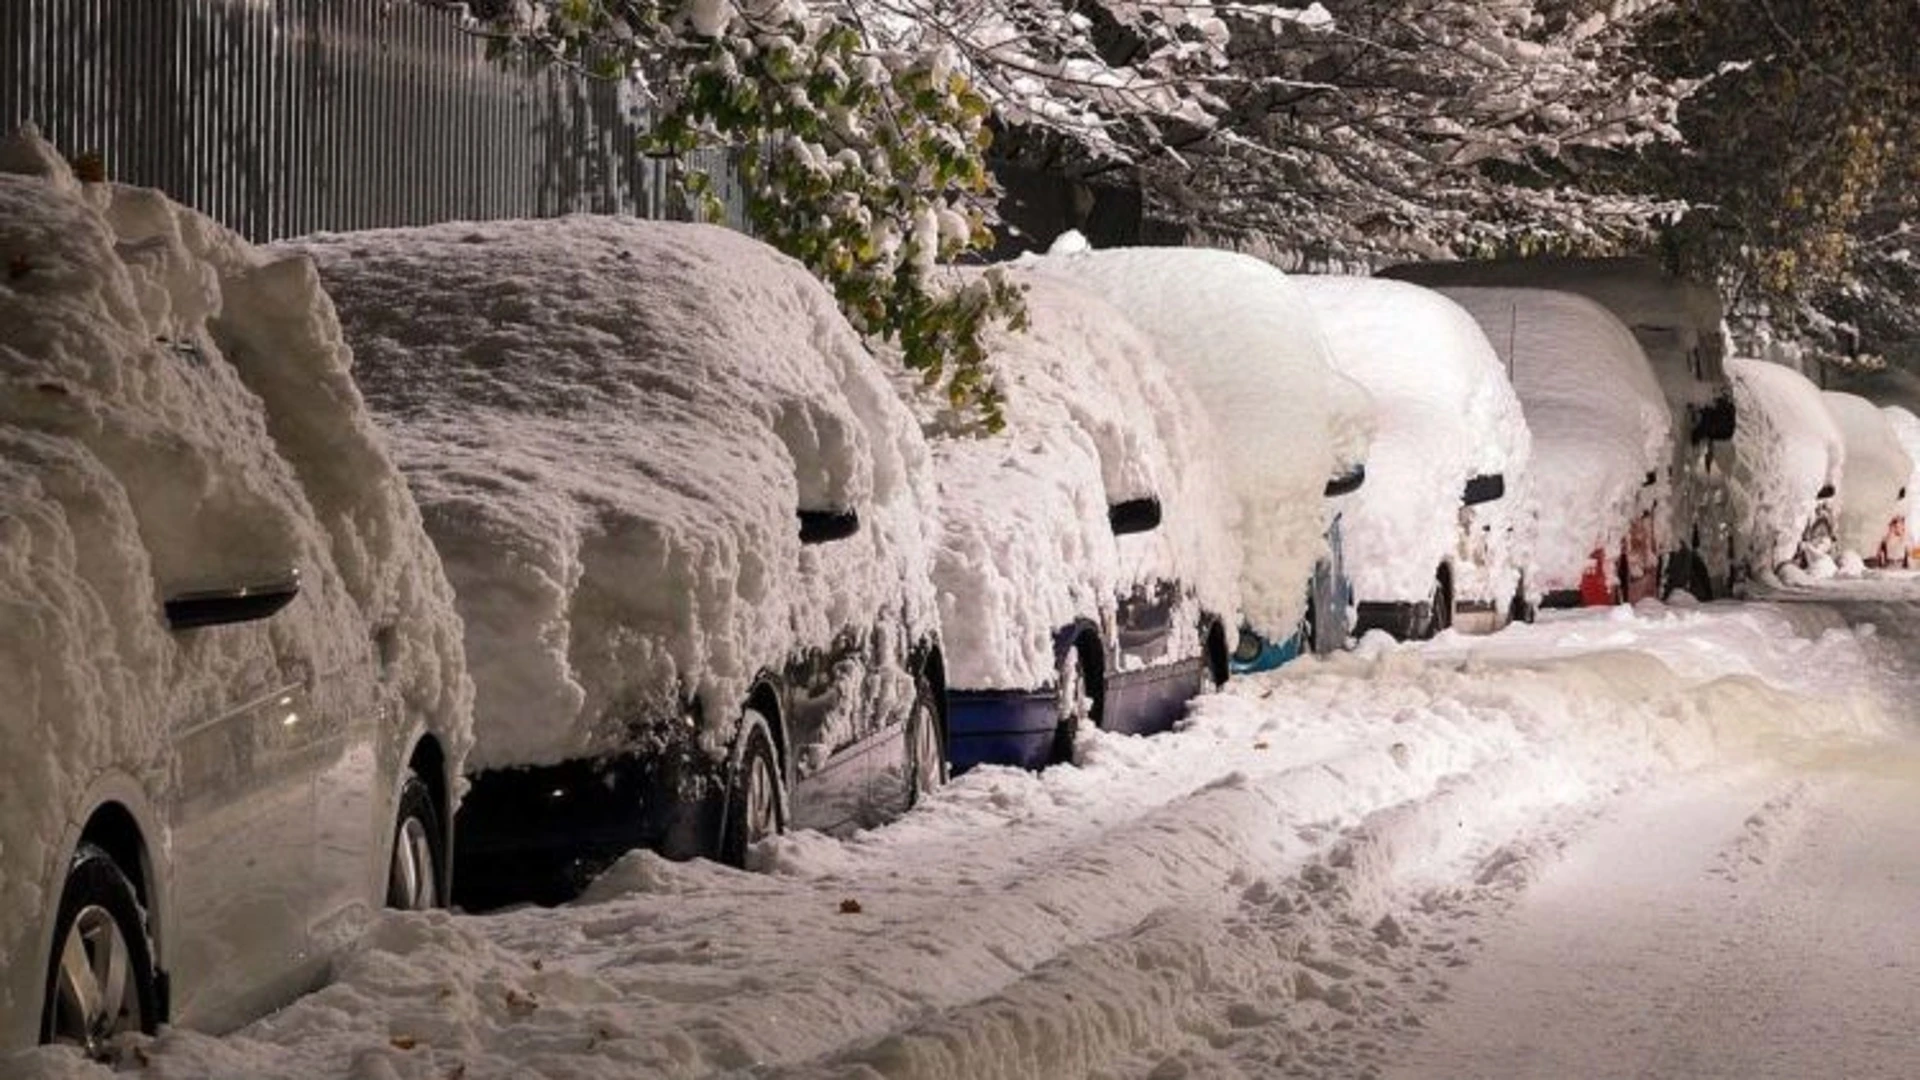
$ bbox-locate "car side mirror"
[1461,473,1505,507]
[165,571,301,631]
[1324,464,1366,498]
[1109,497,1163,536]
[798,508,860,545]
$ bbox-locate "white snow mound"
[1727,359,1842,573]
[1822,390,1913,561]
[292,217,937,770]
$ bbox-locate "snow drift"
[1434,287,1671,595]
[0,128,472,1038]
[1020,241,1371,643]
[922,269,1241,690]
[292,218,937,771]
[1293,276,1532,609]
[1821,391,1913,563]
[1726,359,1842,575]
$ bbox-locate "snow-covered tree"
[475,0,1023,428]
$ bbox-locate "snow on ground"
[9,595,1900,1080]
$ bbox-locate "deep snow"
[9,590,1907,1080]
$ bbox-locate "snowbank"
[1821,391,1913,562]
[1019,243,1371,641]
[1293,276,1532,607]
[0,129,471,1036]
[1726,359,1842,574]
[922,270,1241,689]
[292,218,936,771]
[1434,287,1672,594]
[1881,405,1920,561]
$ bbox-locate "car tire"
[1050,643,1096,767]
[387,772,444,911]
[907,667,947,804]
[1300,597,1319,656]
[41,843,159,1057]
[721,711,784,866]
[1424,572,1453,638]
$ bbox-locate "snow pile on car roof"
[920,270,1241,689]
[1436,287,1672,593]
[1881,405,1920,560]
[294,218,936,770]
[1293,276,1532,606]
[0,129,472,1000]
[1726,359,1843,574]
[1020,242,1370,641]
[1821,391,1913,562]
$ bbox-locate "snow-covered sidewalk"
[13,599,1906,1080]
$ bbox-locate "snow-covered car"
[0,133,472,1054]
[1022,241,1373,673]
[1431,287,1673,608]
[1880,405,1920,567]
[298,218,944,909]
[1293,276,1532,639]
[1382,257,1736,598]
[1821,391,1914,569]
[929,270,1240,773]
[1726,359,1843,579]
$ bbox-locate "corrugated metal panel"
[0,0,745,241]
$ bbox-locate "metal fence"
[1,0,744,242]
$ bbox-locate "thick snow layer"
[0,131,472,1021]
[11,597,1895,1080]
[923,270,1241,689]
[291,218,936,770]
[1434,288,1672,594]
[1018,243,1372,641]
[1293,276,1532,607]
[1727,359,1842,574]
[1821,391,1913,560]
[1881,405,1920,556]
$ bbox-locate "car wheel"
[41,844,159,1058]
[1050,644,1096,766]
[1425,573,1453,638]
[387,772,444,911]
[907,669,947,804]
[722,711,784,866]
[1299,597,1319,656]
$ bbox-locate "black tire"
[1508,584,1537,625]
[1424,572,1453,638]
[387,772,444,910]
[907,667,947,805]
[41,843,159,1057]
[1050,642,1097,767]
[721,712,784,866]
[1299,598,1319,657]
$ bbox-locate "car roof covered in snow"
[921,269,1240,690]
[1293,275,1531,605]
[1430,287,1673,593]
[293,216,935,770]
[1017,242,1370,643]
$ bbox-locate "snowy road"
[14,590,1920,1080]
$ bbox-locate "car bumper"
[947,689,1058,775]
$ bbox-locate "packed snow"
[1431,287,1672,596]
[1726,358,1843,578]
[1020,239,1372,643]
[289,218,937,770]
[8,594,1902,1079]
[920,269,1240,690]
[1293,276,1532,610]
[1821,390,1913,564]
[0,128,472,1042]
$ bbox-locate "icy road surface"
[13,586,1920,1079]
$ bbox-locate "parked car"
[1292,276,1532,640]
[1821,391,1914,568]
[930,270,1240,773]
[0,132,471,1056]
[1725,359,1843,579]
[299,217,945,909]
[1428,287,1673,609]
[1881,405,1920,567]
[1381,257,1735,598]
[1023,241,1373,672]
